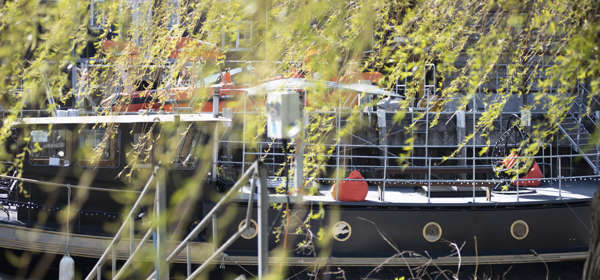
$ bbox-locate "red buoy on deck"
[330,170,368,201]
[515,161,543,187]
[502,153,543,187]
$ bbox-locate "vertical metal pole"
[129,216,134,256]
[211,214,218,251]
[542,144,545,176]
[242,94,247,174]
[457,110,466,178]
[212,89,220,117]
[516,173,520,203]
[294,116,305,192]
[212,124,220,182]
[258,140,262,171]
[378,108,387,202]
[550,143,553,178]
[472,93,476,203]
[96,265,101,280]
[558,156,562,199]
[186,243,191,277]
[425,71,430,203]
[256,163,269,278]
[577,118,581,145]
[335,91,341,200]
[66,185,72,253]
[155,172,168,280]
[427,158,431,203]
[570,143,573,176]
[111,248,116,278]
[383,143,388,202]
[556,136,560,177]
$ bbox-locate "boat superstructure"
[0,61,598,279]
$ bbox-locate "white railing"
[84,161,270,280]
[85,166,160,280]
[165,161,269,279]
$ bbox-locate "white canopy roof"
[243,78,400,97]
[17,113,229,125]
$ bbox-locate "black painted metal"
[219,200,591,259]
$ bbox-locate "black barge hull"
[219,199,591,259]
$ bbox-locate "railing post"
[256,162,269,279]
[558,156,562,199]
[516,171,520,203]
[427,158,431,203]
[154,171,168,280]
[550,143,553,178]
[84,166,158,280]
[129,216,134,255]
[577,117,581,144]
[294,117,305,192]
[382,143,387,202]
[111,248,116,278]
[472,94,476,203]
[212,88,220,117]
[212,124,220,183]
[425,79,430,203]
[242,94,247,175]
[378,108,387,202]
[212,214,218,251]
[186,243,191,277]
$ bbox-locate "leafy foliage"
[0,0,599,278]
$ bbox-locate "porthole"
[422,222,442,243]
[238,219,258,240]
[510,219,529,240]
[332,221,352,242]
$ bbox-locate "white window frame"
[167,0,180,31]
[90,0,106,30]
[29,129,71,167]
[78,128,120,168]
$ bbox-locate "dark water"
[0,249,584,280]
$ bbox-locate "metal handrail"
[82,162,269,280]
[218,139,517,149]
[166,162,257,261]
[164,161,269,279]
[85,166,159,280]
[225,151,600,162]
[558,125,599,175]
[579,83,600,108]
[112,228,153,280]
[307,174,600,184]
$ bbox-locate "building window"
[29,129,71,166]
[90,0,105,30]
[167,0,180,31]
[130,0,153,45]
[78,128,119,167]
[222,21,253,51]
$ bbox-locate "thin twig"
[501,265,513,279]
[448,242,462,280]
[530,249,549,280]
[423,251,451,280]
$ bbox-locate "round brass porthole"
[510,219,529,240]
[238,219,258,240]
[332,221,352,242]
[422,222,442,243]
